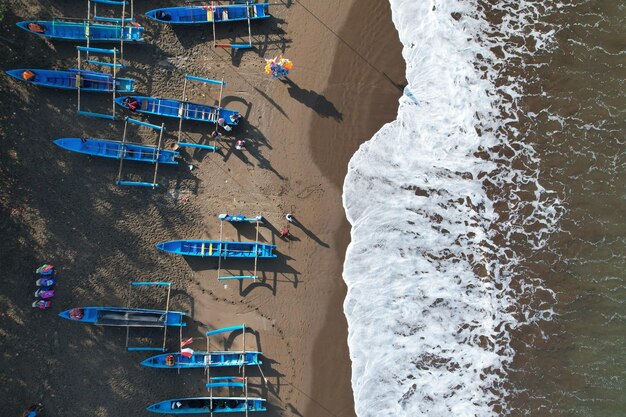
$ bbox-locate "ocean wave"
[342,1,564,416]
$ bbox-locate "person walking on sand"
[286,213,294,223]
[280,228,290,239]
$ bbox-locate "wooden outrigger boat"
[18,0,142,44]
[59,282,187,351]
[59,306,186,327]
[214,214,269,282]
[147,377,266,414]
[54,138,178,164]
[16,20,144,42]
[219,213,264,223]
[114,95,240,125]
[145,3,270,25]
[147,396,266,414]
[141,324,262,369]
[141,351,261,369]
[145,2,270,50]
[155,240,277,258]
[55,118,172,189]
[5,69,135,92]
[147,324,269,414]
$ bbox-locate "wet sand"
[0,1,404,416]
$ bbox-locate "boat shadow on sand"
[243,356,302,417]
[184,252,300,297]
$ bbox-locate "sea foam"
[342,1,562,416]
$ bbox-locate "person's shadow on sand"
[288,216,329,248]
[280,77,343,121]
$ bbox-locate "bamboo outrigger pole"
[116,118,129,184]
[217,218,224,279]
[162,282,172,351]
[211,2,217,47]
[124,280,132,349]
[177,76,188,144]
[152,123,166,188]
[253,220,260,281]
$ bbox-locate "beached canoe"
[141,351,262,369]
[16,20,144,42]
[59,307,186,327]
[54,138,179,165]
[147,397,266,414]
[115,96,241,125]
[145,4,270,25]
[155,240,277,258]
[6,69,135,92]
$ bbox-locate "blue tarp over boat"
[54,138,179,164]
[6,69,135,92]
[155,240,277,258]
[16,20,144,42]
[141,351,262,369]
[147,397,266,414]
[115,96,241,125]
[145,4,270,25]
[59,307,186,327]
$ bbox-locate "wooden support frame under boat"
[140,324,264,371]
[145,324,267,415]
[146,374,266,415]
[58,281,186,352]
[216,213,265,282]
[176,74,225,152]
[116,117,167,189]
[86,0,136,60]
[210,1,255,50]
[17,0,142,44]
[76,46,128,120]
[124,281,181,352]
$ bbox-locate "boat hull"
[145,4,270,25]
[115,96,241,125]
[6,69,135,92]
[141,351,262,369]
[54,138,179,164]
[155,240,277,258]
[16,20,144,42]
[59,307,186,327]
[147,397,266,414]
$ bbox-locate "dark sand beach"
[0,1,404,416]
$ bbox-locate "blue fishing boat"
[147,397,266,414]
[6,69,135,92]
[115,96,241,125]
[141,324,262,369]
[155,240,277,258]
[16,20,144,42]
[141,351,262,369]
[219,213,264,223]
[145,3,270,25]
[59,307,186,327]
[149,376,266,414]
[54,138,179,164]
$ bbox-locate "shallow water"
[342,1,625,416]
